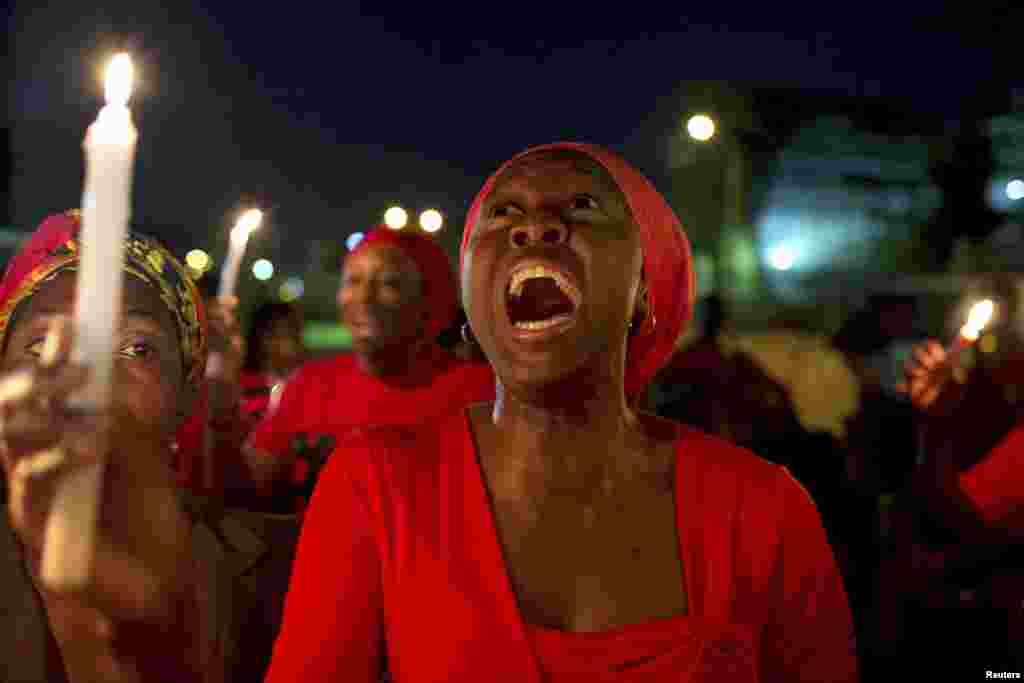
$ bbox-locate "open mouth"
[505,265,582,331]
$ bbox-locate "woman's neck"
[356,339,434,380]
[487,366,647,491]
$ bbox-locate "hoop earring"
[461,322,476,346]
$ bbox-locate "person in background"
[885,337,1024,674]
[266,143,857,682]
[0,211,297,682]
[240,225,495,511]
[239,301,305,429]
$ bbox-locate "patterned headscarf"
[462,143,695,396]
[346,225,459,341]
[0,210,208,385]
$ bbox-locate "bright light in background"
[1007,179,1024,201]
[279,276,304,302]
[185,249,211,273]
[767,244,797,271]
[686,114,716,142]
[346,232,365,251]
[419,209,443,233]
[252,258,274,281]
[384,206,408,230]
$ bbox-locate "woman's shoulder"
[645,415,789,486]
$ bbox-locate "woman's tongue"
[507,278,575,327]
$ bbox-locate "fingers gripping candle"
[42,54,138,590]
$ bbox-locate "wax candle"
[218,208,263,300]
[42,54,137,590]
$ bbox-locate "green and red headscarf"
[462,143,695,396]
[346,225,459,341]
[0,210,208,385]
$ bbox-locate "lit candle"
[218,208,263,300]
[206,209,262,386]
[949,298,995,357]
[42,54,138,590]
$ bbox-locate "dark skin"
[337,242,430,377]
[0,271,206,682]
[462,151,685,633]
[243,241,431,491]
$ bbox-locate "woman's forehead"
[345,243,421,278]
[19,270,172,327]
[495,150,622,195]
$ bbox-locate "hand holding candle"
[42,53,137,591]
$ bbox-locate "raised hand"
[897,339,965,417]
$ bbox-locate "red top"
[265,412,858,682]
[247,346,496,483]
[960,423,1024,527]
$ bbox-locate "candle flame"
[231,209,263,246]
[104,54,134,108]
[961,298,995,341]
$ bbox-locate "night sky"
[6,1,1020,274]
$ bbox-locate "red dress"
[265,412,858,682]
[247,346,496,485]
[960,423,1024,527]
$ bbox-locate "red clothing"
[239,369,281,427]
[960,423,1024,527]
[248,346,496,484]
[265,413,858,682]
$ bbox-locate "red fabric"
[247,347,495,480]
[959,423,1024,527]
[461,143,694,397]
[349,226,459,341]
[265,415,858,682]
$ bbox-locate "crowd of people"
[2,142,1021,682]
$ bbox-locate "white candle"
[42,54,137,590]
[218,209,263,300]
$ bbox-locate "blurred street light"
[1007,179,1024,201]
[768,244,797,271]
[686,114,716,142]
[384,206,408,230]
[252,258,274,281]
[185,249,211,273]
[419,209,443,233]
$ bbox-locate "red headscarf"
[347,225,459,341]
[461,143,694,396]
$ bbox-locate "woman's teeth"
[514,314,573,331]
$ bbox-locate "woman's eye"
[490,203,524,219]
[118,342,155,359]
[570,194,600,211]
[24,338,44,357]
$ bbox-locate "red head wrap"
[347,225,459,341]
[461,143,694,396]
